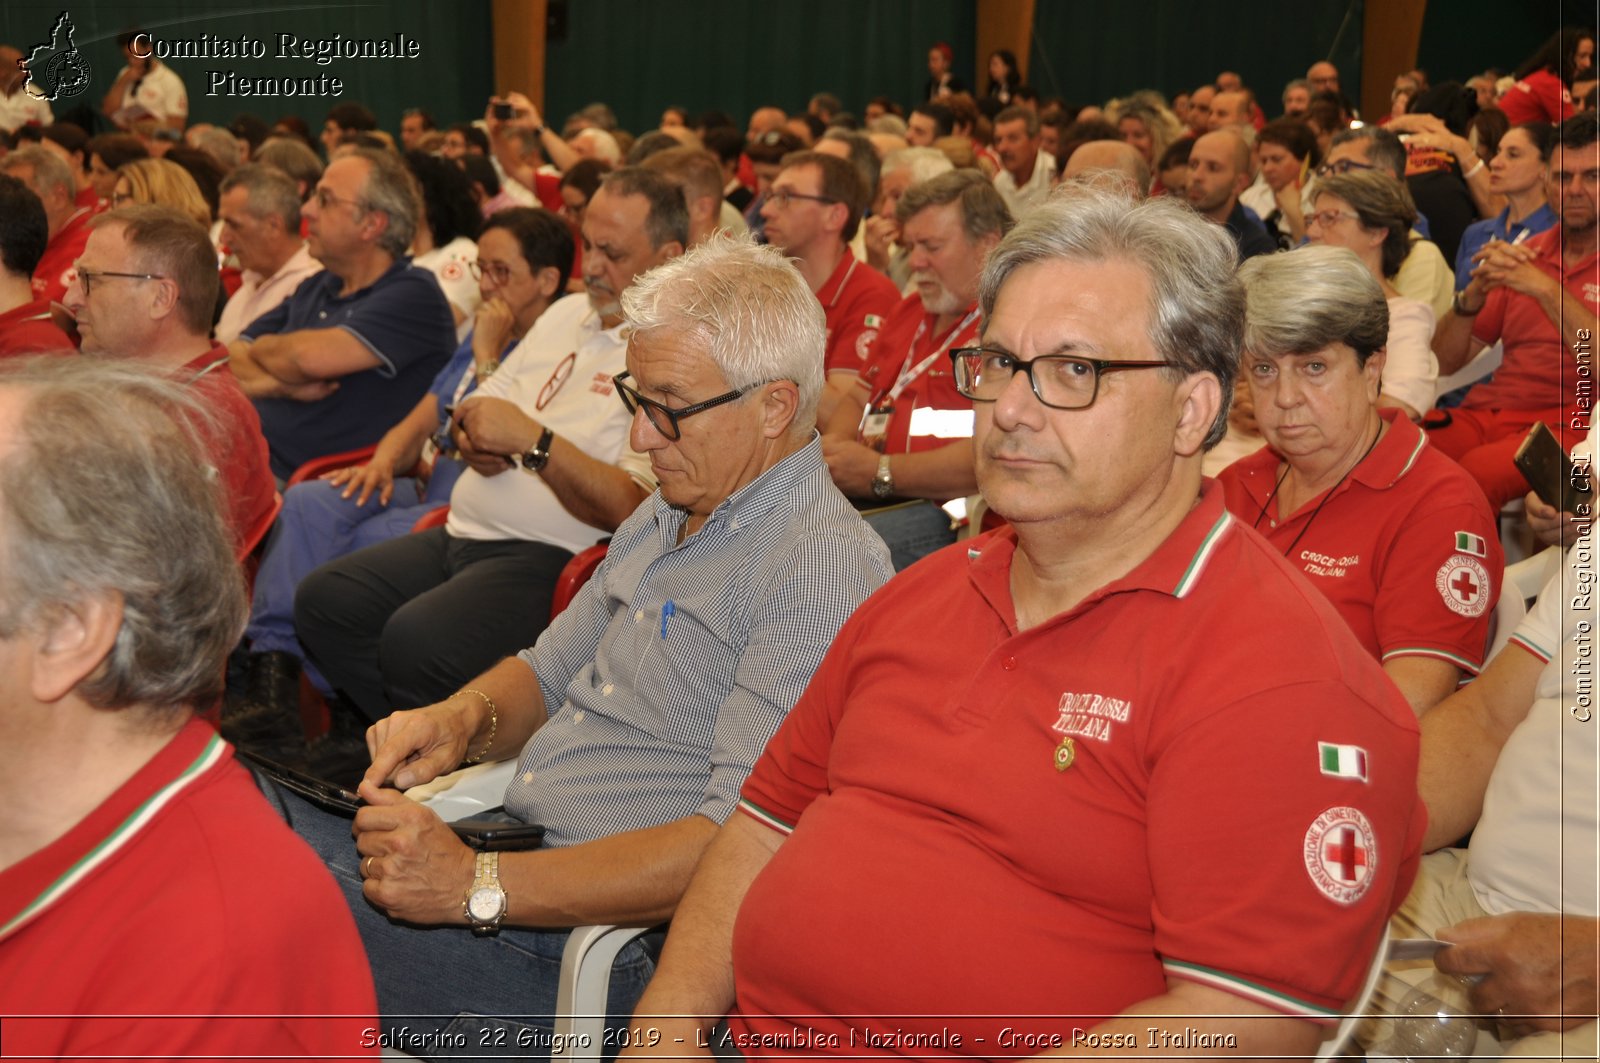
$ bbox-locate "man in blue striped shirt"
[286,235,891,1050]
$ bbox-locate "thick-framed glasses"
[468,259,517,285]
[314,187,367,211]
[612,371,752,440]
[950,347,1169,411]
[765,188,838,209]
[1306,209,1362,229]
[73,267,166,296]
[1316,159,1375,178]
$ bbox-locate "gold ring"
[363,856,375,878]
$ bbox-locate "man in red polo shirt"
[821,169,1013,569]
[62,205,275,552]
[0,146,92,306]
[0,356,375,1060]
[1431,112,1600,507]
[762,151,899,426]
[624,185,1424,1061]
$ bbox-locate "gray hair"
[0,357,246,714]
[868,114,909,138]
[2,146,74,199]
[820,128,882,201]
[1237,244,1389,366]
[1282,78,1311,104]
[880,146,954,186]
[896,169,1015,242]
[979,182,1244,449]
[253,136,324,193]
[220,163,303,231]
[349,147,420,259]
[1329,126,1407,180]
[620,234,825,435]
[189,125,243,172]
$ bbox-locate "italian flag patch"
[1318,742,1368,782]
[1454,531,1487,557]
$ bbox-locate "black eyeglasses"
[765,188,838,209]
[1316,159,1375,178]
[73,267,166,296]
[951,347,1169,410]
[613,371,754,440]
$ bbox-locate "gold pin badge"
[1053,736,1076,772]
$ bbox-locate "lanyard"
[883,306,980,405]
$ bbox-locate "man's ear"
[759,379,800,439]
[534,265,562,300]
[30,592,123,704]
[1173,371,1223,458]
[653,239,685,266]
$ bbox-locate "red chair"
[411,505,450,532]
[236,491,284,595]
[285,445,380,488]
[551,542,608,619]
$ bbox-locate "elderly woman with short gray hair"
[1218,244,1504,716]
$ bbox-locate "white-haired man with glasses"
[622,185,1425,1060]
[281,232,890,1051]
[291,170,685,778]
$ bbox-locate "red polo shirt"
[183,344,277,551]
[731,485,1424,1054]
[1218,411,1503,674]
[0,719,377,1058]
[857,292,981,454]
[31,206,93,306]
[817,252,900,378]
[0,299,74,355]
[1468,226,1600,418]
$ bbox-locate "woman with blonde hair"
[1106,91,1183,167]
[112,157,211,229]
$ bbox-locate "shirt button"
[634,609,644,622]
[317,310,327,319]
[601,682,614,696]
[1002,657,1017,670]
[522,772,534,784]
[574,711,585,723]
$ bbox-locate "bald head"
[1063,140,1151,196]
[1216,71,1242,92]
[1209,91,1252,130]
[747,107,787,142]
[1196,128,1250,172]
[1307,61,1340,95]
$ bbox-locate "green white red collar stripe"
[0,731,227,943]
[1509,633,1553,664]
[1395,430,1426,479]
[1172,512,1233,598]
[737,797,795,835]
[1163,958,1343,1022]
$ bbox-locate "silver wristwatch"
[464,850,507,935]
[871,454,895,499]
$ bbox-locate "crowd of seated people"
[0,23,1596,1060]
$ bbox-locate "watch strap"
[520,427,556,473]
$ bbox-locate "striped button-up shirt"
[503,436,892,846]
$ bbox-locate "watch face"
[467,885,505,922]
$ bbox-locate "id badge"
[859,404,893,452]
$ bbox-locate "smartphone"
[492,101,515,120]
[1514,421,1593,514]
[450,818,546,851]
[237,749,363,815]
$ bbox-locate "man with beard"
[1186,128,1277,261]
[822,170,1013,569]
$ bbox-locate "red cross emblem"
[1304,806,1377,905]
[1450,569,1479,602]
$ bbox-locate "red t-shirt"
[857,293,981,454]
[1218,411,1504,673]
[0,719,378,1059]
[1498,69,1575,125]
[1469,226,1600,417]
[817,252,900,377]
[0,299,74,355]
[731,486,1425,1054]
[183,344,277,552]
[31,206,93,306]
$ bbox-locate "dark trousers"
[295,526,572,722]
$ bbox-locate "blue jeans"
[270,785,661,1060]
[863,500,956,571]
